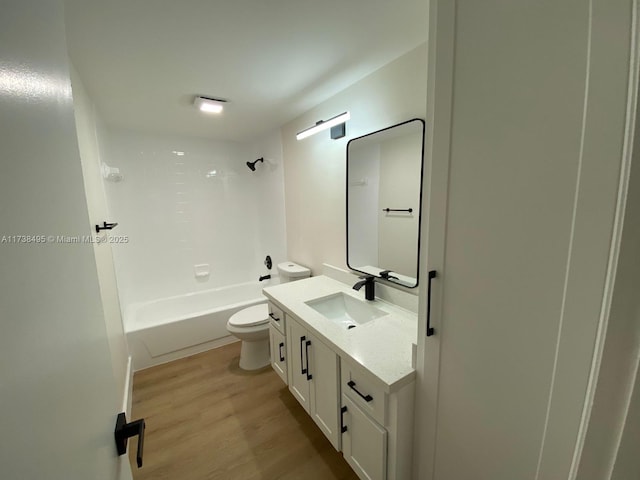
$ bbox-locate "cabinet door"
[342,394,387,480]
[286,318,310,413]
[269,324,287,385]
[307,332,341,450]
[416,3,634,480]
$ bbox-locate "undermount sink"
[305,292,387,329]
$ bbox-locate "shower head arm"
[246,157,264,171]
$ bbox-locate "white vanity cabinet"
[268,302,287,385]
[263,277,417,480]
[341,358,415,480]
[286,315,341,450]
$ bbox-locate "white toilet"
[226,261,311,370]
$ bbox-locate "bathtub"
[125,281,270,371]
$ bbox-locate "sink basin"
[305,292,387,329]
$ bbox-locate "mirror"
[346,118,425,288]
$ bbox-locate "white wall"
[347,143,380,267]
[378,132,422,276]
[281,44,427,276]
[70,65,130,408]
[103,127,287,308]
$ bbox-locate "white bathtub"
[125,281,269,371]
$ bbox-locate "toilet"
[226,261,311,370]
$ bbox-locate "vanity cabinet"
[268,302,287,384]
[286,316,341,450]
[264,280,417,480]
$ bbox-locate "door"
[308,332,341,450]
[286,318,311,412]
[0,2,133,479]
[416,1,636,479]
[269,324,288,385]
[342,395,387,480]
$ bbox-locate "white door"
[269,324,288,384]
[0,2,133,479]
[308,332,341,450]
[416,1,636,479]
[287,318,311,412]
[342,394,387,480]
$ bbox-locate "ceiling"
[64,1,428,143]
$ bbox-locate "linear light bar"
[194,96,226,114]
[296,111,350,140]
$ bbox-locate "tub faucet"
[353,275,375,301]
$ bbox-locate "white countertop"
[263,275,418,392]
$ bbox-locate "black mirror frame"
[345,118,426,288]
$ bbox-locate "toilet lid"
[228,304,269,327]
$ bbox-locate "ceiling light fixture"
[194,96,226,114]
[296,111,350,140]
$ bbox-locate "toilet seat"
[228,304,269,328]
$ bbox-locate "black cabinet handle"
[279,342,285,362]
[340,405,348,433]
[305,340,313,380]
[347,380,373,402]
[114,412,145,468]
[300,336,307,375]
[426,270,437,336]
[269,312,280,322]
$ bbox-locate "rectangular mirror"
[346,118,425,288]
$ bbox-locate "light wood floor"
[129,342,358,480]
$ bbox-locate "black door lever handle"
[114,412,145,468]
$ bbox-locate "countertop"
[263,275,417,393]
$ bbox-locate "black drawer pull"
[300,336,307,375]
[347,380,373,402]
[340,405,348,433]
[279,342,285,362]
[269,312,280,322]
[305,340,313,380]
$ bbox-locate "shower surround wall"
[103,128,287,309]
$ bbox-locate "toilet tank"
[277,261,311,283]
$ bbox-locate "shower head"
[246,157,264,172]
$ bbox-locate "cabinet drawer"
[268,302,285,334]
[341,359,388,426]
[269,324,287,385]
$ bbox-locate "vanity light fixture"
[193,96,226,114]
[296,111,350,140]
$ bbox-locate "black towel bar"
[382,208,412,213]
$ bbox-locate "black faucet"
[379,270,399,281]
[353,275,375,301]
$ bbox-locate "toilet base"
[239,339,270,370]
